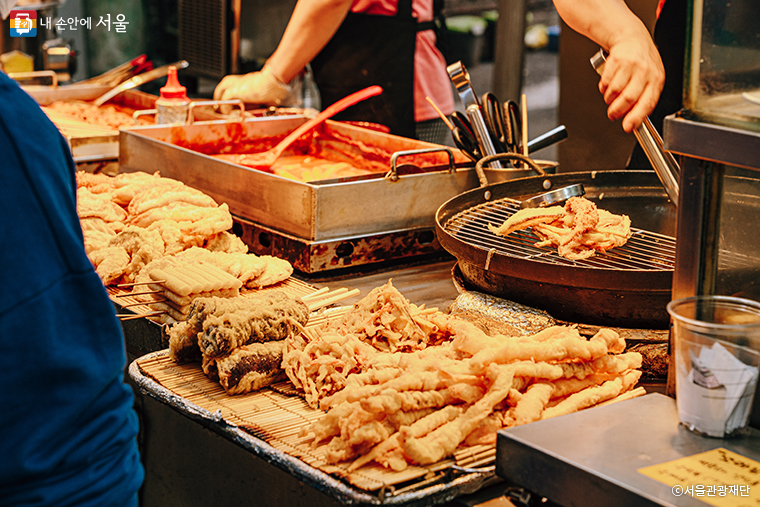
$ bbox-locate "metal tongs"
[590,49,680,206]
[447,61,504,169]
[93,60,190,106]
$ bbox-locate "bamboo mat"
[136,349,458,492]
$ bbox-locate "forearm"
[552,0,651,51]
[267,0,354,83]
[553,0,663,132]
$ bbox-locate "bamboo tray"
[131,353,497,504]
[128,301,498,504]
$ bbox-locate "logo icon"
[10,10,37,37]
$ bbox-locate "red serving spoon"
[215,85,383,170]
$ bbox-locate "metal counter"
[496,393,760,507]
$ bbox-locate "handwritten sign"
[638,448,760,507]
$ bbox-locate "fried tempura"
[541,370,642,420]
[127,184,218,216]
[488,196,631,260]
[468,326,622,370]
[400,365,514,465]
[88,246,129,285]
[510,382,553,426]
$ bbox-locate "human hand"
[213,65,295,107]
[598,35,664,133]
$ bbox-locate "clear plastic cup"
[667,296,760,437]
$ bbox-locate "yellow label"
[0,50,34,74]
[638,448,760,507]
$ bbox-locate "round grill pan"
[435,170,677,329]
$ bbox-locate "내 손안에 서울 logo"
[10,10,37,37]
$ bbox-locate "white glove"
[213,65,296,107]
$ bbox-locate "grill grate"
[444,197,676,271]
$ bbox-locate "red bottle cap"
[160,66,188,101]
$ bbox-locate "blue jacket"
[0,73,143,506]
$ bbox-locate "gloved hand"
[213,65,296,106]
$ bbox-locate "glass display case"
[684,0,760,131]
[664,0,760,426]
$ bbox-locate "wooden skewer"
[521,93,529,158]
[425,96,455,131]
[301,287,330,301]
[120,299,165,308]
[306,306,352,325]
[306,287,348,302]
[307,288,360,312]
[118,311,165,321]
[115,290,162,297]
[116,280,166,288]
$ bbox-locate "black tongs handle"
[481,92,508,153]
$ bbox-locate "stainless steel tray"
[118,118,537,242]
[26,85,158,162]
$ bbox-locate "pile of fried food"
[166,292,310,394]
[46,100,152,130]
[76,170,293,315]
[282,281,643,472]
[488,196,632,260]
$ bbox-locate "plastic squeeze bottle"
[156,66,190,124]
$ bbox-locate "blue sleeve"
[0,73,143,506]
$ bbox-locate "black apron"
[310,0,418,138]
[627,0,687,169]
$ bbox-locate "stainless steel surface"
[474,153,545,188]
[93,60,190,106]
[590,49,680,206]
[7,70,58,87]
[496,393,760,507]
[664,114,760,411]
[187,99,245,124]
[435,170,677,328]
[388,148,456,182]
[520,183,584,208]
[664,114,760,173]
[635,117,681,205]
[447,61,503,169]
[26,86,159,161]
[666,117,760,303]
[118,117,483,242]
